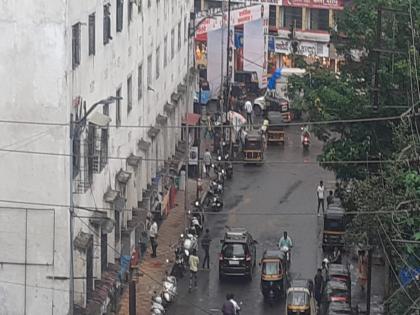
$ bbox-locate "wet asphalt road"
[169,126,335,315]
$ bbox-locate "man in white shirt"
[229,293,241,314]
[149,221,158,257]
[317,180,325,216]
[244,100,253,129]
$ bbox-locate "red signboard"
[282,0,344,10]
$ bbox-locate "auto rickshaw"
[286,280,316,315]
[266,111,285,144]
[259,250,287,303]
[322,205,345,251]
[243,130,264,163]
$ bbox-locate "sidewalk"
[117,179,206,315]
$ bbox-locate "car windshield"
[287,291,308,306]
[222,243,245,258]
[262,262,280,275]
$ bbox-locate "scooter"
[209,195,223,212]
[151,295,165,314]
[162,275,177,304]
[182,233,198,258]
[302,136,310,149]
[280,245,291,271]
[171,246,186,278]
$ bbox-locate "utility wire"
[0,113,411,129]
[377,229,418,306]
[0,145,414,166]
[1,199,420,216]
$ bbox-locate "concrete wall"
[0,0,70,314]
[0,0,193,313]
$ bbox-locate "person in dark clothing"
[314,268,323,307]
[222,294,235,315]
[201,228,212,269]
[327,190,334,206]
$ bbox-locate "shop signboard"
[196,4,269,36]
[282,0,344,10]
[274,38,329,57]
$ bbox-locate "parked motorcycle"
[171,246,186,278]
[162,275,177,304]
[151,295,165,314]
[182,233,198,259]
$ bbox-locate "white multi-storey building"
[0,0,194,314]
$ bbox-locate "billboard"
[274,38,329,57]
[282,0,344,10]
[196,4,268,36]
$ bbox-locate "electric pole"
[288,20,298,67]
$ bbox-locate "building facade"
[0,0,194,314]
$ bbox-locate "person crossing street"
[201,228,212,269]
[317,180,325,216]
[244,100,253,130]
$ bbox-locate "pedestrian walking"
[149,221,158,258]
[201,228,212,269]
[203,149,212,177]
[327,190,334,206]
[244,100,253,129]
[314,268,323,307]
[317,180,325,216]
[139,230,148,260]
[321,259,329,285]
[358,250,368,291]
[221,294,236,315]
[188,249,199,292]
[204,113,213,139]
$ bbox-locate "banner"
[282,0,344,10]
[189,146,198,165]
[274,38,329,57]
[196,4,269,36]
[244,19,265,88]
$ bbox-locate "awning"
[171,92,182,104]
[147,125,160,138]
[195,33,207,42]
[164,102,176,114]
[104,188,119,203]
[126,153,142,167]
[138,138,151,152]
[156,114,168,126]
[74,231,93,252]
[183,113,201,126]
[89,212,115,233]
[177,83,187,93]
[116,169,131,184]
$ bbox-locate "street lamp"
[68,96,121,314]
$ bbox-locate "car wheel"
[253,105,262,117]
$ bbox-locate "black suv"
[219,228,257,281]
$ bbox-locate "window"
[155,46,160,79]
[100,105,109,170]
[116,88,121,127]
[269,5,276,28]
[138,64,143,100]
[103,4,112,45]
[128,0,133,23]
[138,0,142,13]
[171,28,175,59]
[72,132,81,178]
[127,75,132,114]
[177,22,181,51]
[88,14,95,56]
[283,7,302,29]
[310,9,329,31]
[164,36,168,67]
[147,54,152,87]
[148,0,151,8]
[72,23,81,69]
[116,0,124,32]
[184,16,188,42]
[87,123,96,183]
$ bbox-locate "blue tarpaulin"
[399,266,420,286]
[268,68,282,90]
